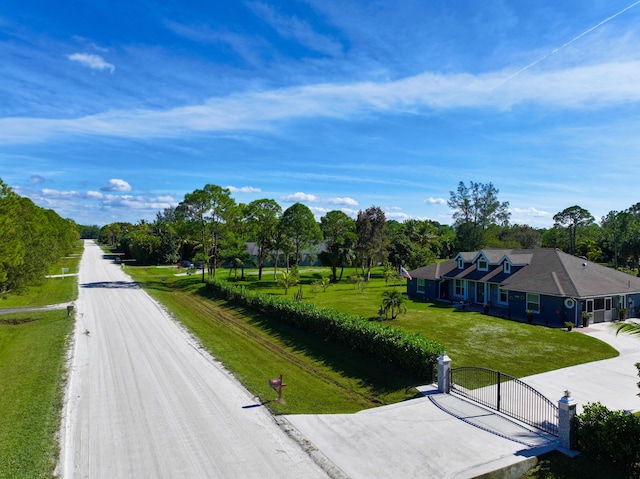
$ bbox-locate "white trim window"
[417,279,425,293]
[498,288,508,305]
[503,262,511,274]
[526,293,540,312]
[477,258,488,271]
[457,258,464,269]
[454,279,466,298]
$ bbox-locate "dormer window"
[477,259,488,271]
[457,258,464,269]
[503,262,511,274]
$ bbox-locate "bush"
[576,402,640,475]
[206,279,444,381]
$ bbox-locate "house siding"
[407,248,640,328]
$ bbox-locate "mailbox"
[268,374,286,402]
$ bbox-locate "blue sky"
[2,1,640,227]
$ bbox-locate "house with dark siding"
[406,248,640,327]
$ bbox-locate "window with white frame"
[499,288,508,304]
[454,279,466,297]
[503,262,511,274]
[417,279,425,293]
[526,293,540,312]
[477,258,488,271]
[457,258,464,269]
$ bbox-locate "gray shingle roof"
[410,248,640,299]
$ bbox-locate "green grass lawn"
[0,310,74,479]
[224,267,619,378]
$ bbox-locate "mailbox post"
[269,374,287,402]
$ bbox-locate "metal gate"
[450,367,558,436]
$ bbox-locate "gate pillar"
[558,390,577,452]
[437,352,451,394]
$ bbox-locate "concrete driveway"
[285,322,640,479]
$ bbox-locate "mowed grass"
[0,310,74,479]
[231,267,618,378]
[130,266,424,415]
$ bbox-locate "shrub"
[576,402,640,475]
[206,279,444,381]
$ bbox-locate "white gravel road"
[58,240,330,478]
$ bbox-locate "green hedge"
[577,402,640,475]
[206,279,444,381]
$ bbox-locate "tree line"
[95,180,640,279]
[0,179,80,294]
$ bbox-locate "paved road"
[58,240,330,478]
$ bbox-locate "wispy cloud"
[101,179,132,192]
[425,197,446,205]
[226,185,262,193]
[4,58,640,145]
[28,175,45,184]
[249,1,342,56]
[68,53,115,73]
[280,192,358,206]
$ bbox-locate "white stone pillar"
[558,390,577,452]
[437,352,451,394]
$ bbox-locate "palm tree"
[616,321,640,336]
[381,290,407,320]
[277,270,298,296]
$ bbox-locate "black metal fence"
[450,367,559,436]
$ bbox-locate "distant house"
[244,242,327,267]
[406,248,640,327]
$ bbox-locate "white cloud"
[309,206,329,216]
[510,207,552,218]
[226,185,262,193]
[509,207,554,228]
[68,53,115,73]
[326,197,358,206]
[4,59,640,144]
[425,197,447,205]
[28,175,45,184]
[340,208,358,217]
[42,188,80,198]
[101,179,132,192]
[86,190,104,199]
[281,192,320,202]
[385,211,410,220]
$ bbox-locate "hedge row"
[206,279,444,381]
